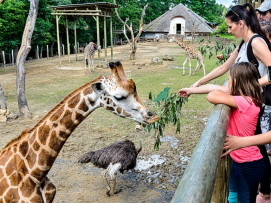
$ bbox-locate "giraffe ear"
[91,82,106,94]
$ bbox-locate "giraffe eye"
[114,96,127,101]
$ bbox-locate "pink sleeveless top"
[227,96,263,163]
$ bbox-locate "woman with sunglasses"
[186,3,271,203]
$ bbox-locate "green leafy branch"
[145,87,188,151]
[199,40,236,64]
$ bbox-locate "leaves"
[146,89,187,150]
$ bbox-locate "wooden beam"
[51,13,100,16]
[96,6,100,67]
[104,16,107,64]
[66,15,70,63]
[171,104,231,203]
[110,16,113,61]
[74,18,78,61]
[56,15,61,66]
[54,10,101,12]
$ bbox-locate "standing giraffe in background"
[0,61,158,203]
[169,36,205,76]
[84,42,102,73]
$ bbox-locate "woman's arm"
[252,38,271,86]
[206,90,238,108]
[190,48,238,88]
[222,131,271,157]
[178,84,229,98]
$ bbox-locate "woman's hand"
[190,80,201,88]
[178,88,191,98]
[221,135,245,157]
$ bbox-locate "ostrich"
[77,125,142,196]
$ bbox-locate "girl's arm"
[259,74,269,86]
[206,90,238,108]
[178,84,229,98]
[190,48,238,88]
[252,38,271,86]
[222,131,271,157]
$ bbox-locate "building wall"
[141,33,165,38]
[169,17,186,35]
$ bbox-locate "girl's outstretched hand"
[178,88,191,98]
[221,135,244,157]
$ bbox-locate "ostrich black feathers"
[77,139,141,173]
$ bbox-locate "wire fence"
[0,42,91,67]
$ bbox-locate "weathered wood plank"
[171,104,231,203]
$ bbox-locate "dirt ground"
[0,41,210,203]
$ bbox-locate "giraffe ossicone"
[0,61,158,203]
[169,36,206,76]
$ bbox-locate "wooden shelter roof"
[49,2,120,10]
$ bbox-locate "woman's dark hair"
[226,3,269,47]
[229,62,263,109]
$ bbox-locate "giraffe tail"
[77,151,94,163]
[86,59,88,66]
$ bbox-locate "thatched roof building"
[142,3,213,38]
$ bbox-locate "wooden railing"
[171,103,231,203]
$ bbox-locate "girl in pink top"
[178,62,265,203]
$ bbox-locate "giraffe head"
[91,61,158,126]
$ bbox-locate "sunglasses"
[227,7,240,18]
[258,11,269,16]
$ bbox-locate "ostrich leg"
[101,165,112,196]
[109,163,122,194]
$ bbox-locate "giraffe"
[84,42,102,73]
[0,61,158,203]
[168,36,205,76]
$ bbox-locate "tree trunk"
[130,40,137,60]
[0,83,7,109]
[16,0,39,119]
[50,42,55,57]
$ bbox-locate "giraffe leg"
[183,58,188,76]
[188,58,192,76]
[201,60,206,76]
[92,54,95,72]
[109,163,122,195]
[101,163,113,196]
[88,55,91,73]
[40,177,56,203]
[192,60,200,75]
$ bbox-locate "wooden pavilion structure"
[49,2,120,66]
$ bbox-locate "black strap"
[246,35,271,105]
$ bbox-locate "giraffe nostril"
[147,111,154,117]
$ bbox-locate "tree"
[16,0,39,119]
[114,0,149,60]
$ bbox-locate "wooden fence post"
[62,44,65,56]
[0,83,7,110]
[2,51,5,67]
[47,45,49,60]
[36,45,39,59]
[12,50,14,66]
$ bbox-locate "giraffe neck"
[1,77,107,185]
[175,39,187,49]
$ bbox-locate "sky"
[216,0,232,8]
